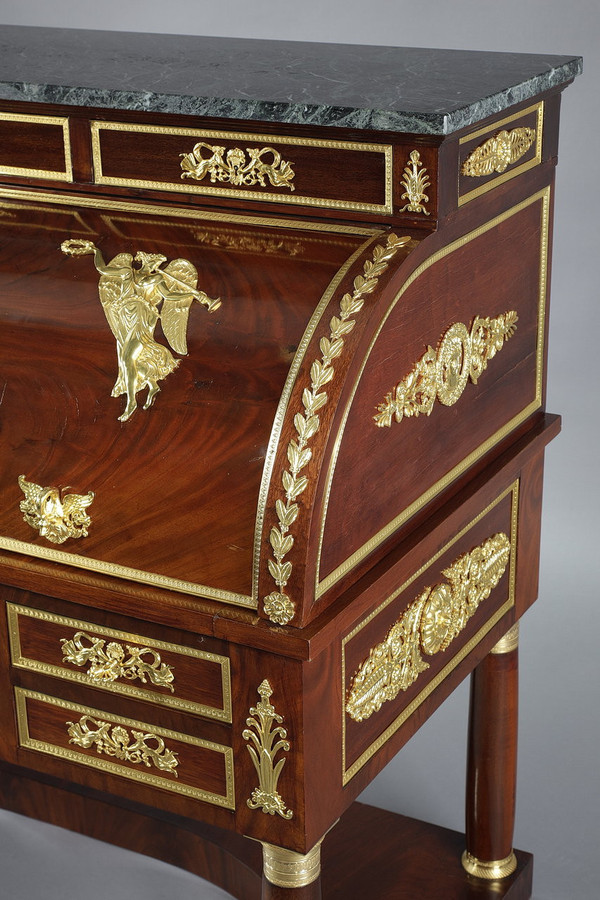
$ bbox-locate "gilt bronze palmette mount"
[243,679,293,819]
[61,239,221,421]
[399,150,431,215]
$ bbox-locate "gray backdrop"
[0,1,597,898]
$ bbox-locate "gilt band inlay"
[346,532,511,722]
[374,311,518,427]
[181,142,295,191]
[61,239,221,421]
[60,631,175,692]
[18,475,94,545]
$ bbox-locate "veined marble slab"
[0,25,582,134]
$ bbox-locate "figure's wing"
[62,491,94,513]
[98,253,134,339]
[62,490,95,530]
[160,259,199,355]
[18,475,46,509]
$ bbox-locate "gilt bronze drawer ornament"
[18,475,94,544]
[181,142,295,191]
[67,713,179,776]
[462,127,536,177]
[60,631,175,691]
[346,532,511,722]
[61,238,221,421]
[243,679,293,819]
[374,311,518,427]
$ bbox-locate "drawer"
[14,687,235,809]
[91,120,394,216]
[7,603,231,722]
[0,111,73,182]
[341,479,518,784]
[458,102,543,206]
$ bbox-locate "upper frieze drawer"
[0,112,73,183]
[458,102,544,206]
[90,120,394,217]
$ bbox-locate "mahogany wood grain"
[228,642,307,850]
[0,53,573,900]
[319,193,545,589]
[12,604,228,716]
[321,804,533,900]
[0,765,533,899]
[0,761,263,900]
[304,414,559,656]
[301,164,559,621]
[22,690,230,798]
[457,105,541,200]
[465,646,518,863]
[0,414,558,676]
[0,114,70,178]
[262,879,321,900]
[96,123,389,209]
[0,194,366,601]
[513,452,545,619]
[342,491,515,778]
[297,424,558,830]
[0,84,565,230]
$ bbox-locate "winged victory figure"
[61,239,221,421]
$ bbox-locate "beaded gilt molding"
[373,310,518,428]
[346,532,511,722]
[263,233,410,625]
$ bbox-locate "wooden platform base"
[0,764,532,899]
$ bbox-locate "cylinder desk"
[0,25,581,899]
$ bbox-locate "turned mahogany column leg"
[261,839,323,900]
[463,622,520,880]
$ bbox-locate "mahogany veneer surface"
[0,27,582,900]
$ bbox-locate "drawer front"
[91,120,393,215]
[318,187,549,597]
[458,102,543,206]
[342,480,518,784]
[8,604,231,721]
[14,687,235,808]
[0,112,73,182]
